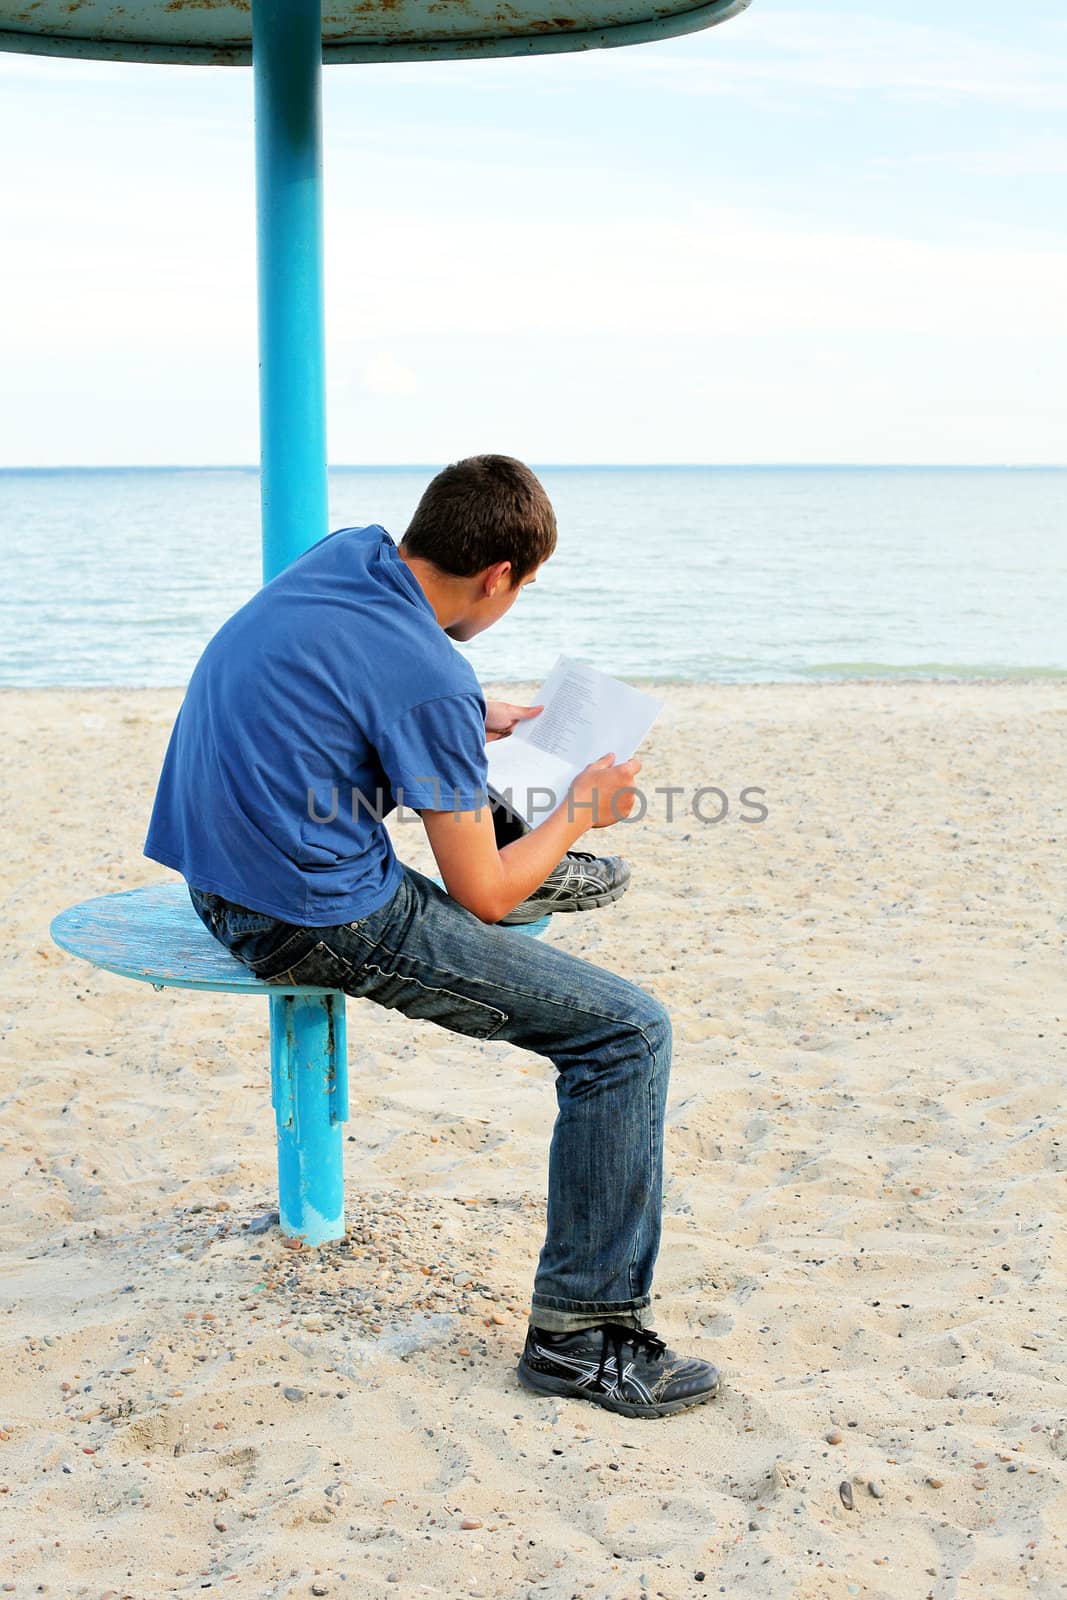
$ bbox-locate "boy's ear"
[484,559,513,597]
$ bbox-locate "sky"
[2,2,1066,466]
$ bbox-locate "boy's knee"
[619,986,671,1058]
[644,996,672,1058]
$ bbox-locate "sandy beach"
[1,679,1065,1600]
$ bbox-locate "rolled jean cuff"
[529,1295,652,1334]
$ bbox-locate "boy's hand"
[485,700,544,742]
[569,753,643,829]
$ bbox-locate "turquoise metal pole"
[253,0,347,1245]
[270,991,349,1241]
[253,0,329,583]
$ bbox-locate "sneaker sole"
[516,1356,719,1419]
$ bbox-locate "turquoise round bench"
[50,881,549,1246]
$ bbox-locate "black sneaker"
[498,851,631,926]
[517,1322,719,1418]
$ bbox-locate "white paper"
[486,655,663,826]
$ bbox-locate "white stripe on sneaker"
[531,1339,655,1404]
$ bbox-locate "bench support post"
[269,992,349,1244]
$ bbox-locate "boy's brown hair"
[400,454,557,584]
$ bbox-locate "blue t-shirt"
[145,525,490,925]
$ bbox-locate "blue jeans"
[189,861,671,1333]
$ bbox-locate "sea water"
[1,466,1064,688]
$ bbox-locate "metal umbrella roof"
[0,0,749,65]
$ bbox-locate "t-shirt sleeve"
[376,693,490,812]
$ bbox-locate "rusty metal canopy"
[0,0,750,65]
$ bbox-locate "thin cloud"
[324,206,1067,342]
[890,136,1067,179]
[584,14,1067,110]
[328,10,1067,111]
[362,352,418,397]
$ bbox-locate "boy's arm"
[422,754,641,925]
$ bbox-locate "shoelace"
[510,850,610,910]
[594,1323,668,1394]
[536,850,598,885]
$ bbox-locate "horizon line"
[2,462,1066,474]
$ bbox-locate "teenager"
[145,454,719,1418]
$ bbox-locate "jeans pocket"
[251,936,354,989]
[213,914,294,974]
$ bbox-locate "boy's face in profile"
[445,562,542,642]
